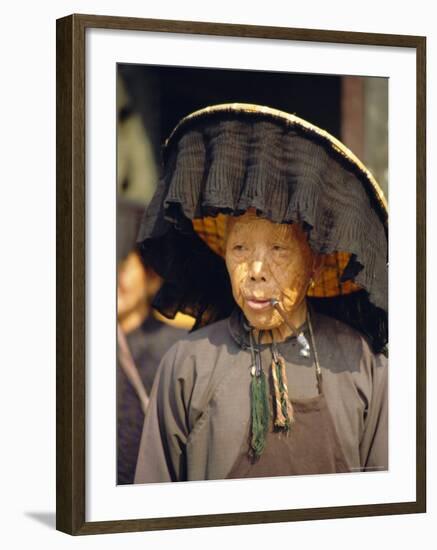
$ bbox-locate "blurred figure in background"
[117,198,191,485]
[117,73,159,204]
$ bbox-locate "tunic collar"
[226,306,312,351]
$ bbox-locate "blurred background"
[115,64,388,485]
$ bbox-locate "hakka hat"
[137,103,388,353]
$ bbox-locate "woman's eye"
[272,244,285,251]
[233,244,245,251]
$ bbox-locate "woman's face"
[225,210,316,331]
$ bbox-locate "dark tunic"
[134,310,388,483]
[117,315,186,484]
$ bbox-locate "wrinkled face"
[225,210,315,331]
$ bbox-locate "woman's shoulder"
[157,317,237,377]
[312,310,387,367]
[313,311,361,339]
[171,317,235,353]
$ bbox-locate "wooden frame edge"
[415,35,427,514]
[56,14,86,535]
[72,501,421,536]
[56,13,427,535]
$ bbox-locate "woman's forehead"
[227,211,295,241]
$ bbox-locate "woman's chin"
[242,308,282,331]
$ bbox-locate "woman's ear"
[312,254,325,283]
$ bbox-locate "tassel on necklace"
[271,335,294,430]
[249,330,269,458]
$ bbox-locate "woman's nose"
[248,258,268,282]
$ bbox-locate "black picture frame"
[56,13,426,535]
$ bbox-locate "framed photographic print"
[56,13,426,535]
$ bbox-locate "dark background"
[119,64,341,168]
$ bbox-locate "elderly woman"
[133,103,388,483]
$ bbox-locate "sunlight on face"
[225,210,315,331]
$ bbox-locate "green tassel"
[250,369,270,457]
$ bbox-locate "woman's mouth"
[245,298,273,311]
